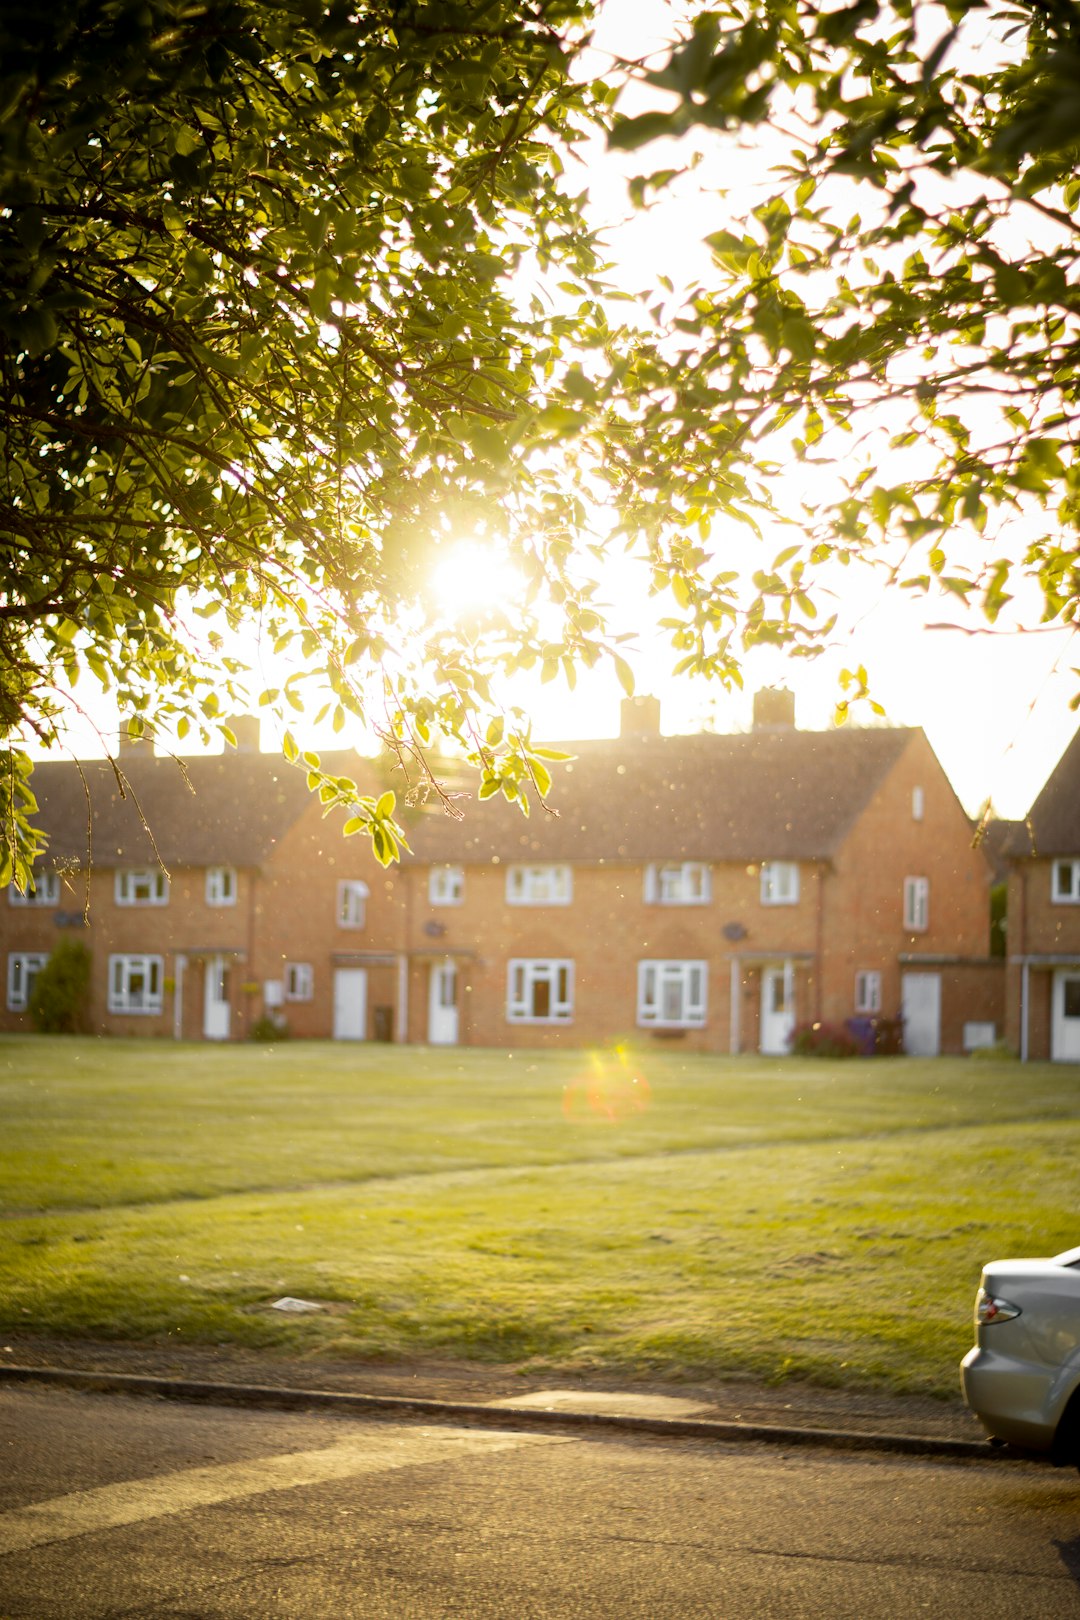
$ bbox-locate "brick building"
[2,693,1001,1054]
[1002,727,1080,1061]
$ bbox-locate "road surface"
[2,1387,1079,1618]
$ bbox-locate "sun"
[426,539,525,623]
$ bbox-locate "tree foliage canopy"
[1,0,635,882]
[4,0,1079,887]
[606,0,1080,705]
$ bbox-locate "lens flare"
[562,1043,651,1125]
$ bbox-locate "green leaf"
[613,655,635,697]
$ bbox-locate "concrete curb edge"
[0,1364,995,1463]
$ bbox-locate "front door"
[1051,971,1080,1062]
[760,965,794,1055]
[203,955,231,1040]
[901,971,941,1056]
[428,960,459,1045]
[333,967,367,1041]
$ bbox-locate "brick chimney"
[225,714,262,753]
[751,687,796,731]
[620,695,661,740]
[117,717,152,754]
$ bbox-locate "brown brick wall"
[1003,860,1080,1059]
[819,732,992,1026]
[400,859,821,1054]
[1,731,1003,1054]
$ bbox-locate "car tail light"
[976,1287,1021,1325]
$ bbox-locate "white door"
[1051,971,1080,1062]
[203,955,231,1040]
[901,972,941,1056]
[428,960,459,1045]
[333,967,367,1041]
[760,966,795,1055]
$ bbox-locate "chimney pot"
[620,695,660,740]
[117,718,152,754]
[752,687,796,731]
[226,714,261,753]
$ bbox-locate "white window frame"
[115,868,169,907]
[205,866,238,907]
[903,875,930,932]
[337,879,370,928]
[108,954,164,1015]
[912,786,925,822]
[637,960,707,1029]
[505,864,572,906]
[1052,859,1080,904]
[854,970,882,1015]
[644,862,711,905]
[507,959,574,1023]
[284,962,314,1002]
[8,873,60,906]
[429,865,464,906]
[760,861,800,906]
[7,952,48,1011]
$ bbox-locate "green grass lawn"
[2,1036,1078,1399]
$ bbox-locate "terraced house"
[2,692,1001,1055]
[1001,726,1080,1062]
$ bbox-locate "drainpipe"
[396,952,408,1044]
[173,953,186,1041]
[1018,863,1029,1063]
[246,867,258,1038]
[815,862,827,1022]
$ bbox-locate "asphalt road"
[3,1387,1079,1619]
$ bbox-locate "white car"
[961,1244,1080,1465]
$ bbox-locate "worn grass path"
[2,1038,1077,1399]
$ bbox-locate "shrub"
[872,1017,904,1056]
[250,1013,290,1041]
[790,1020,860,1059]
[971,1039,1016,1062]
[28,939,91,1033]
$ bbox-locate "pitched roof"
[979,817,1023,883]
[407,725,917,865]
[28,748,367,871]
[1004,726,1080,858]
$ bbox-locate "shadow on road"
[1053,1535,1080,1590]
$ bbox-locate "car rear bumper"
[960,1345,1059,1450]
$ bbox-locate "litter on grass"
[270,1296,325,1314]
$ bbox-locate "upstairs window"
[206,866,237,907]
[429,865,464,906]
[506,864,572,906]
[903,875,929,932]
[8,873,60,906]
[855,971,882,1014]
[337,879,369,929]
[760,861,799,906]
[115,868,168,906]
[284,962,314,1002]
[912,786,925,822]
[7,952,48,1011]
[1052,860,1080,904]
[644,862,711,905]
[637,960,707,1028]
[507,959,573,1023]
